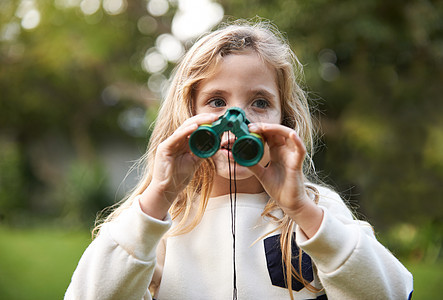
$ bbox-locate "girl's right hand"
[140,113,219,219]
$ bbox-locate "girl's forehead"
[198,52,278,90]
[193,52,281,110]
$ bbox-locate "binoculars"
[189,107,264,166]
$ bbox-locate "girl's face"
[194,51,282,193]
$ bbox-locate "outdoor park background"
[0,0,442,298]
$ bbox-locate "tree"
[0,0,174,224]
[220,0,443,230]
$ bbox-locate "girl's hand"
[247,123,323,238]
[140,113,218,219]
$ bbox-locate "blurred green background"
[1,0,442,298]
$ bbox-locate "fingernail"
[249,124,258,131]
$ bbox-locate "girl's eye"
[252,99,270,109]
[208,98,226,108]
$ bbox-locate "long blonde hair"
[95,19,320,298]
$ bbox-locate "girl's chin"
[213,162,256,181]
[214,150,270,179]
[215,169,254,181]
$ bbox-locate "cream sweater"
[65,186,413,299]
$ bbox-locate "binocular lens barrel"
[232,136,263,167]
[189,127,219,158]
[189,107,264,166]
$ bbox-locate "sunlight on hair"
[172,0,224,41]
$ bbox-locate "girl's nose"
[224,104,255,122]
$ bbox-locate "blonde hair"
[94,19,320,298]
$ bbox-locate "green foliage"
[0,139,27,215]
[221,0,443,231]
[0,0,442,265]
[1,0,164,226]
[58,160,112,225]
[380,221,442,263]
[404,259,443,299]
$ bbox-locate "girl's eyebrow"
[200,88,277,99]
[250,89,278,100]
[199,89,230,98]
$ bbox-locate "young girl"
[65,20,413,299]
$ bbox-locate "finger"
[166,123,199,149]
[249,122,295,139]
[157,124,197,156]
[271,131,307,166]
[249,123,301,150]
[250,123,307,169]
[288,131,307,155]
[162,113,219,152]
[182,113,219,127]
[288,131,307,167]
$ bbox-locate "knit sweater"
[65,185,413,299]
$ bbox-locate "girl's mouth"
[220,146,234,160]
[221,144,232,151]
[220,138,236,160]
[220,138,235,160]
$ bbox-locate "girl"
[65,20,413,299]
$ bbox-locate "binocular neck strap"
[227,131,238,300]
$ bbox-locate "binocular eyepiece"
[189,107,264,166]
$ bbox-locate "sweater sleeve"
[64,197,171,300]
[295,187,413,300]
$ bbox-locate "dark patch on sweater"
[263,234,314,292]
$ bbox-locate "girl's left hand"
[247,123,323,237]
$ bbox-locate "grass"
[0,226,91,300]
[404,260,443,299]
[0,226,441,299]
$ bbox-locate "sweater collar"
[205,192,270,211]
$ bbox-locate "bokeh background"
[1,0,442,298]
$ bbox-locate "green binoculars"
[189,107,264,166]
